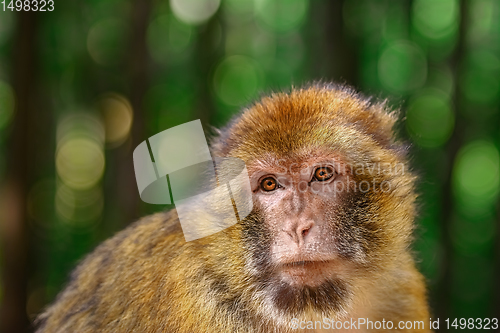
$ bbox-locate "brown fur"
[35,84,431,332]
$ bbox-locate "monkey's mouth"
[279,260,336,286]
[285,260,320,266]
[282,260,334,269]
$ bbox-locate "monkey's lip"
[281,259,335,269]
[278,260,336,285]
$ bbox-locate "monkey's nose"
[284,221,315,246]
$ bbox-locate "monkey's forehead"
[241,148,347,170]
[212,85,401,161]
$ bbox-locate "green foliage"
[0,0,499,324]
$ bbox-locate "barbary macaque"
[36,84,431,332]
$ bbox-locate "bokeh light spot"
[378,41,427,94]
[255,0,308,33]
[87,18,126,66]
[56,114,105,190]
[98,93,133,147]
[56,184,104,228]
[213,55,263,106]
[56,138,105,190]
[147,15,194,65]
[406,89,454,148]
[55,183,76,222]
[453,140,500,213]
[412,0,458,41]
[170,0,221,25]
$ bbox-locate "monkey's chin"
[279,260,336,287]
[269,265,348,315]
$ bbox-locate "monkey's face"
[249,154,354,285]
[240,150,382,316]
[213,86,414,317]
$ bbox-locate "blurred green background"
[0,0,499,332]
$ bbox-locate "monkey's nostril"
[284,222,313,244]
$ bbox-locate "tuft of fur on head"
[211,83,401,159]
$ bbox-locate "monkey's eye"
[313,167,334,182]
[261,177,278,191]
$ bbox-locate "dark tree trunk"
[111,0,153,229]
[195,15,222,126]
[0,11,39,333]
[437,0,468,329]
[308,0,357,85]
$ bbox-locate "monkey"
[35,83,431,333]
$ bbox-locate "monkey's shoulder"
[79,209,183,270]
[43,210,183,306]
[35,211,185,332]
